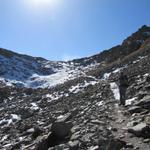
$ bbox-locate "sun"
[22,0,62,15]
[30,0,54,7]
[31,0,53,6]
[23,0,59,10]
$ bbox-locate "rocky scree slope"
[0,48,99,88]
[0,25,150,150]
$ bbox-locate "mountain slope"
[0,25,150,150]
[0,47,100,88]
[1,25,150,88]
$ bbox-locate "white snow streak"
[125,97,137,106]
[110,82,120,100]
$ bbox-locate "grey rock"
[98,137,126,150]
[51,121,73,138]
[57,113,72,122]
[91,120,105,125]
[71,132,81,141]
[36,136,49,150]
[143,139,150,143]
[68,140,79,150]
[128,122,150,138]
[54,143,69,150]
[135,96,150,109]
[36,121,73,149]
[15,108,33,119]
[125,143,134,148]
[32,126,43,139]
[137,91,148,100]
[128,106,143,114]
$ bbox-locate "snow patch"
[102,66,127,80]
[69,80,98,94]
[102,73,111,80]
[110,82,120,100]
[125,97,137,106]
[30,103,39,111]
[44,92,64,102]
[96,101,104,106]
[11,114,21,121]
[0,53,101,88]
[0,114,21,127]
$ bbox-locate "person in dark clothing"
[119,72,128,105]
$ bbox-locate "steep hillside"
[0,25,150,150]
[0,48,99,88]
[72,25,150,65]
[0,25,150,89]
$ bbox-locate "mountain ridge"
[0,25,150,88]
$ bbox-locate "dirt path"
[109,89,150,150]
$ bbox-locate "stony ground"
[0,73,150,150]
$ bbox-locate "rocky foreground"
[0,71,150,150]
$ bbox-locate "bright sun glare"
[31,0,53,6]
[24,0,60,10]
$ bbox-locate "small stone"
[68,140,79,150]
[98,138,126,150]
[71,132,81,141]
[32,126,43,139]
[88,145,99,150]
[91,120,105,125]
[125,143,134,148]
[128,106,143,114]
[119,135,125,139]
[134,146,140,150]
[143,139,150,143]
[111,127,118,132]
[57,113,72,122]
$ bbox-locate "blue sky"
[0,0,150,61]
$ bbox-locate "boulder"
[135,96,150,109]
[51,121,73,138]
[128,106,143,114]
[57,113,72,122]
[32,126,43,139]
[37,121,73,149]
[128,122,150,138]
[98,137,126,150]
[137,91,148,100]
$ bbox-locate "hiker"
[0,87,10,103]
[119,72,128,105]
